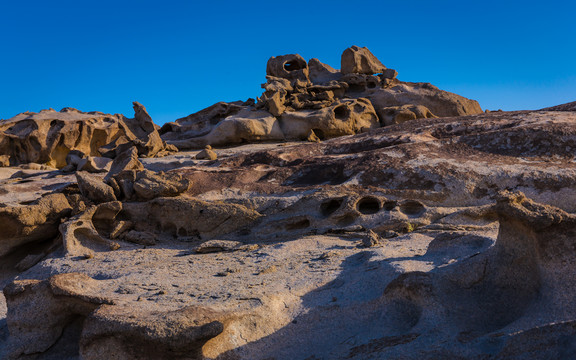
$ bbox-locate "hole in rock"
[334,105,351,120]
[399,200,425,216]
[348,84,365,93]
[321,198,343,217]
[358,197,380,215]
[284,59,305,72]
[178,227,188,237]
[312,128,326,141]
[284,218,310,230]
[383,201,397,211]
[367,81,377,89]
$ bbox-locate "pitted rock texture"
[0,102,175,169]
[0,64,575,359]
[160,47,482,150]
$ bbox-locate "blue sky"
[1,0,575,124]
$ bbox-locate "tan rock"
[378,104,438,126]
[169,109,284,150]
[0,193,71,257]
[0,154,10,167]
[308,58,342,84]
[76,171,117,204]
[367,82,483,118]
[132,169,191,201]
[341,45,386,75]
[105,146,144,181]
[196,146,218,160]
[280,98,379,140]
[266,53,310,87]
[60,202,122,256]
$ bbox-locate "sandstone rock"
[123,230,156,245]
[132,170,191,201]
[377,104,438,126]
[0,103,175,169]
[362,229,382,247]
[76,171,117,204]
[159,101,246,142]
[195,240,242,253]
[169,109,284,150]
[308,58,342,84]
[341,46,386,75]
[196,145,218,160]
[541,100,576,111]
[3,273,112,358]
[80,305,224,360]
[122,197,262,241]
[60,202,122,256]
[105,146,144,181]
[367,82,483,118]
[0,155,10,167]
[280,98,379,140]
[78,156,113,173]
[0,193,71,257]
[266,54,310,87]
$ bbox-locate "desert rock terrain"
[0,47,575,359]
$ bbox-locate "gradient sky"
[1,0,575,125]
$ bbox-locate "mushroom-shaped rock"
[341,45,386,75]
[266,54,310,87]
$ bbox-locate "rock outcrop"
[160,46,482,150]
[0,102,175,169]
[3,49,576,360]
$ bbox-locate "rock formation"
[1,48,576,360]
[0,102,176,169]
[160,46,482,150]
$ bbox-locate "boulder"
[308,58,342,84]
[132,169,191,201]
[266,54,310,87]
[280,98,379,139]
[0,193,71,257]
[81,305,224,360]
[0,154,10,167]
[76,172,117,204]
[341,46,386,75]
[196,145,218,160]
[3,274,113,358]
[377,104,438,126]
[105,146,144,181]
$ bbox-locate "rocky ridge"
[0,47,575,359]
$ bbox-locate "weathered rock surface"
[0,193,71,257]
[0,102,175,169]
[1,53,576,359]
[161,47,482,150]
[341,45,386,75]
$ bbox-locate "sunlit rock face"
[3,48,576,360]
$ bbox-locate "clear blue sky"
[1,0,575,124]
